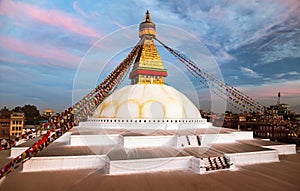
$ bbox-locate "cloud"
[154,0,300,65]
[237,79,300,100]
[275,71,300,79]
[0,0,99,38]
[0,56,33,66]
[73,1,88,18]
[111,20,127,29]
[0,36,81,68]
[0,0,299,112]
[240,67,261,78]
[215,49,235,62]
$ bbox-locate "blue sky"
[0,0,299,113]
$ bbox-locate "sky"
[0,0,299,113]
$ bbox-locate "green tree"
[12,106,22,112]
[17,105,41,125]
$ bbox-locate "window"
[12,127,15,131]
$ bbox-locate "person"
[10,139,15,147]
[1,139,7,148]
[6,141,10,149]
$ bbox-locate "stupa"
[1,12,297,190]
[92,10,203,124]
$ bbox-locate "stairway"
[202,156,231,172]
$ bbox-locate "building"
[43,109,54,117]
[268,103,292,119]
[0,108,12,139]
[0,108,25,139]
[9,112,24,139]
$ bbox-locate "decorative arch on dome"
[92,84,202,120]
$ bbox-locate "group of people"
[0,108,74,179]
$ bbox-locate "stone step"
[205,156,231,171]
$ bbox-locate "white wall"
[110,156,194,175]
[225,150,279,166]
[233,131,253,140]
[200,134,236,146]
[176,136,189,148]
[189,157,207,174]
[124,136,177,148]
[70,134,123,146]
[263,144,296,155]
[81,119,211,130]
[10,147,28,158]
[54,132,72,144]
[23,155,109,172]
[187,135,200,147]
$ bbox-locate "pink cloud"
[0,0,99,38]
[238,80,300,99]
[197,80,300,109]
[0,36,81,68]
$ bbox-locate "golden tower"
[129,10,168,84]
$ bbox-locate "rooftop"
[1,153,299,191]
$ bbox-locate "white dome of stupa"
[92,84,202,119]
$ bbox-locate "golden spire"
[143,10,151,22]
[129,11,168,85]
[139,10,156,38]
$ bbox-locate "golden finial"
[144,10,152,23]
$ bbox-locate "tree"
[20,105,41,125]
[13,106,22,112]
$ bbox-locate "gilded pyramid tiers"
[129,11,168,85]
